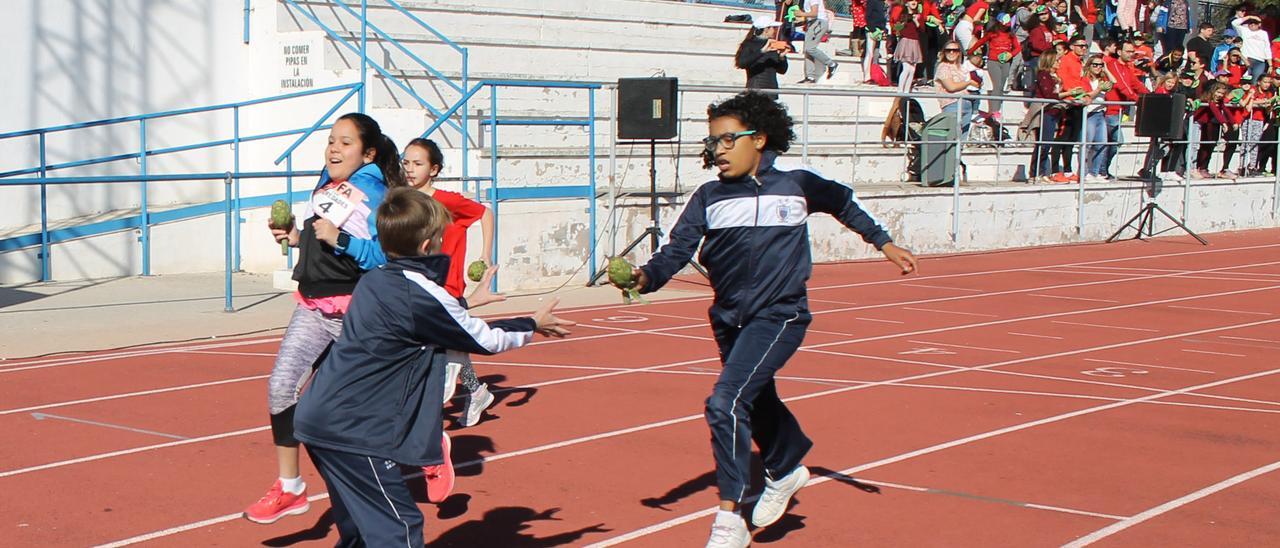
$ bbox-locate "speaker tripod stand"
[1106,136,1208,245]
[589,140,708,287]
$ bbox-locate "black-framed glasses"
[702,130,757,151]
[944,48,962,52]
[1090,63,1105,67]
[1072,43,1088,48]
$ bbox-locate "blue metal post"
[224,173,235,312]
[489,86,499,286]
[39,133,49,281]
[587,88,597,279]
[233,106,242,271]
[243,0,250,44]
[359,0,368,113]
[140,119,151,275]
[286,154,295,269]
[461,49,469,192]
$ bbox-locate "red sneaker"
[243,480,309,524]
[422,432,454,503]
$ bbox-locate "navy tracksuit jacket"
[639,150,894,502]
[295,254,536,547]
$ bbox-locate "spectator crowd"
[734,0,1280,183]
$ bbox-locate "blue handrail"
[279,0,464,134]
[0,83,362,140]
[0,83,361,282]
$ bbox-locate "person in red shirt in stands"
[1022,6,1057,96]
[1220,82,1250,178]
[917,0,945,81]
[891,0,927,92]
[968,14,1020,118]
[1102,39,1149,179]
[1075,0,1101,45]
[1246,73,1276,175]
[1055,36,1092,183]
[954,0,988,51]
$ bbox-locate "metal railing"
[0,83,363,282]
[609,83,1280,242]
[0,171,319,312]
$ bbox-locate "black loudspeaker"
[618,77,678,140]
[1136,93,1186,139]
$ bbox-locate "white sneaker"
[442,361,461,404]
[705,511,750,548]
[751,465,809,527]
[460,384,495,427]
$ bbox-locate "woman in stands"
[736,16,790,90]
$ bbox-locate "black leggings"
[1259,124,1279,172]
[1222,126,1240,172]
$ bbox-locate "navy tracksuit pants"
[706,311,814,503]
[307,446,424,548]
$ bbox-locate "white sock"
[715,509,742,525]
[280,476,306,495]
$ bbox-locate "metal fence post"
[588,87,598,280]
[802,91,810,164]
[1076,109,1086,236]
[224,172,235,312]
[359,0,368,113]
[140,119,151,275]
[233,106,242,272]
[39,133,50,281]
[952,100,963,242]
[286,154,295,270]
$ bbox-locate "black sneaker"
[797,78,816,84]
[826,63,838,79]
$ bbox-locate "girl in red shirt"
[892,0,926,92]
[968,17,1020,116]
[1243,76,1273,175]
[402,138,499,426]
[1192,83,1230,179]
[1221,86,1250,178]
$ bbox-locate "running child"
[402,137,498,427]
[294,188,574,547]
[401,137,499,504]
[614,92,917,548]
[243,112,405,524]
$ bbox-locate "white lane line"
[0,375,269,416]
[29,412,188,440]
[841,476,1127,520]
[1029,269,1279,284]
[855,317,906,324]
[1076,265,1280,279]
[1008,332,1065,340]
[1083,358,1215,374]
[905,340,1021,354]
[901,283,986,293]
[0,426,270,479]
[1052,321,1160,333]
[0,336,282,368]
[1028,294,1121,303]
[1167,305,1273,316]
[1063,459,1280,547]
[83,316,1280,546]
[810,347,1280,409]
[180,351,277,357]
[1221,335,1280,344]
[0,338,281,374]
[902,307,1000,318]
[1180,349,1247,358]
[587,365,1280,547]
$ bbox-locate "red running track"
[3,229,1280,547]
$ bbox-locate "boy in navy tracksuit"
[618,92,917,548]
[294,188,573,547]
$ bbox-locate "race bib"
[311,181,367,227]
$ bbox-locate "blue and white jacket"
[292,163,389,298]
[294,254,535,466]
[640,150,893,327]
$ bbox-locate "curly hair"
[706,92,796,153]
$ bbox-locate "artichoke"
[269,199,294,255]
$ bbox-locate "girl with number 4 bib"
[243,112,405,525]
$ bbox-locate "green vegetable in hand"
[467,260,487,282]
[998,52,1012,63]
[269,199,294,255]
[607,256,647,305]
